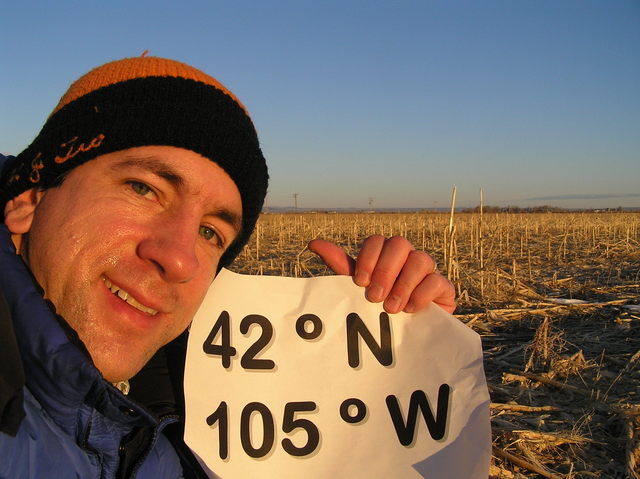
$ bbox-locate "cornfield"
[230,211,640,478]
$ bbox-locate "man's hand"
[308,236,456,315]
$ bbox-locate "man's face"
[14,146,243,382]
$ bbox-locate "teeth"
[103,277,158,316]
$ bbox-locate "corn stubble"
[231,211,640,478]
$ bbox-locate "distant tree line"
[459,205,627,213]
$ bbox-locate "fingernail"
[385,295,401,313]
[355,269,370,286]
[366,283,384,302]
[404,302,416,313]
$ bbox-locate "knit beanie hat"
[0,56,268,266]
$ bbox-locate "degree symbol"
[340,398,367,424]
[296,314,323,340]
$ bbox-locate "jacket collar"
[0,286,24,436]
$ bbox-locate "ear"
[4,189,44,234]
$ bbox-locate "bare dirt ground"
[230,212,640,478]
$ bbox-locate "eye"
[127,180,155,198]
[199,225,223,247]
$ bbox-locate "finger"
[365,236,414,303]
[352,235,386,286]
[307,239,356,276]
[382,250,434,314]
[404,273,457,315]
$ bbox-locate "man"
[0,56,455,478]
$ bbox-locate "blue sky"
[2,1,639,209]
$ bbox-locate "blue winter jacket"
[0,224,206,478]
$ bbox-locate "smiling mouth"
[102,277,159,316]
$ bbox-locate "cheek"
[181,275,216,321]
[26,202,129,290]
[28,194,89,259]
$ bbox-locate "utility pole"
[293,193,299,210]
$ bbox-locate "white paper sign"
[184,269,491,478]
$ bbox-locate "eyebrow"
[111,157,184,187]
[207,206,242,234]
[110,156,243,233]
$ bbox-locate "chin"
[101,367,139,383]
[93,352,148,383]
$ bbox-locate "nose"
[137,215,200,283]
